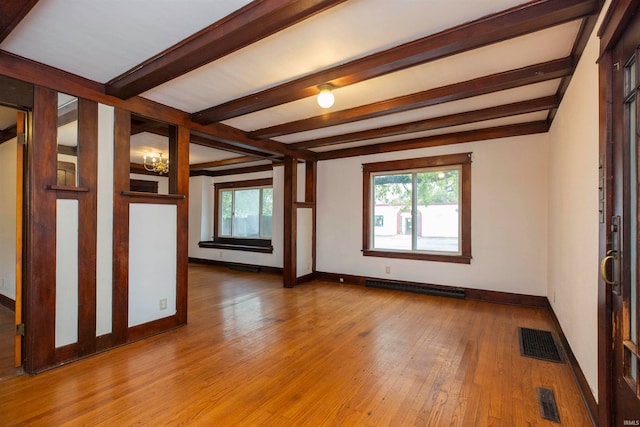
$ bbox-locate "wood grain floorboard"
[0,264,592,426]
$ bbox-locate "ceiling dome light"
[317,84,335,108]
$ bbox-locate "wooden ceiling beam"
[291,96,559,149]
[0,50,316,160]
[190,164,273,177]
[0,1,40,43]
[106,0,348,99]
[190,156,262,170]
[316,121,550,161]
[0,124,17,145]
[193,0,600,124]
[252,57,574,139]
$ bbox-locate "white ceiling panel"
[0,0,253,83]
[142,0,530,113]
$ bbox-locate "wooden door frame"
[14,110,26,367]
[598,1,640,425]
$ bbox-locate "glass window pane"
[261,188,273,239]
[220,191,233,236]
[233,189,260,238]
[415,169,460,253]
[373,173,412,251]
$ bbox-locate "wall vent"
[365,279,465,299]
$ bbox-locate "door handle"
[600,249,618,285]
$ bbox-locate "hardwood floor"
[0,264,591,426]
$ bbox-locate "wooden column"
[25,86,58,373]
[283,155,297,288]
[175,125,189,324]
[305,160,317,273]
[112,108,131,345]
[76,98,98,356]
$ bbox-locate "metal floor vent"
[537,387,561,423]
[519,327,564,363]
[227,264,261,273]
[365,279,465,299]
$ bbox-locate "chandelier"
[143,152,169,174]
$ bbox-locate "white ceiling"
[0,0,601,171]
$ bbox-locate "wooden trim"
[314,271,548,307]
[291,96,559,149]
[120,191,185,200]
[598,0,638,55]
[295,202,314,208]
[57,144,77,156]
[317,121,549,161]
[188,257,283,275]
[296,273,316,285]
[45,185,89,192]
[95,333,114,352]
[127,316,182,342]
[190,164,273,177]
[112,108,131,345]
[0,293,15,311]
[195,0,598,123]
[306,161,317,272]
[546,301,598,425]
[107,0,347,99]
[0,1,40,43]
[24,86,58,374]
[251,58,574,139]
[214,178,272,190]
[362,153,472,264]
[283,156,297,287]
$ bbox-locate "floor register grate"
[537,387,561,423]
[518,327,564,363]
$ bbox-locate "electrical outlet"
[385,266,391,274]
[339,277,344,283]
[159,298,168,310]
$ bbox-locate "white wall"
[0,137,17,300]
[189,168,284,267]
[55,199,78,347]
[547,9,602,401]
[129,203,177,327]
[96,104,114,336]
[317,135,549,296]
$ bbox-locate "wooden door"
[601,6,640,423]
[14,110,25,367]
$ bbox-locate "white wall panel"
[96,104,114,336]
[297,208,313,277]
[128,203,177,327]
[55,199,78,348]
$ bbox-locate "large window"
[362,153,471,264]
[209,178,273,253]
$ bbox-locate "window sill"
[362,249,471,264]
[199,240,273,254]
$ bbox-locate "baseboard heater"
[365,279,465,299]
[227,264,261,273]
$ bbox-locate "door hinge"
[17,132,26,146]
[16,324,24,336]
